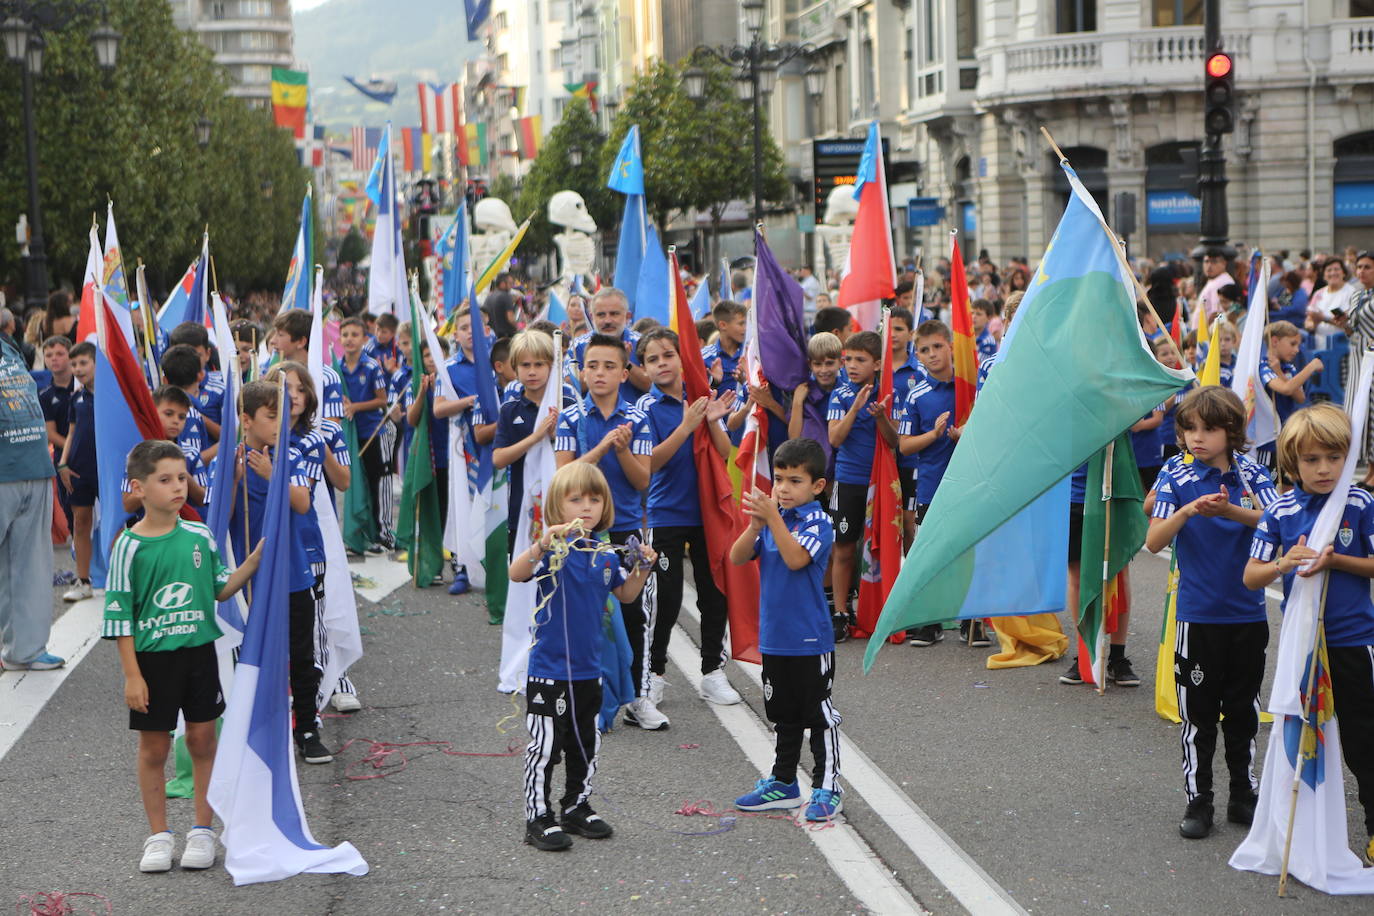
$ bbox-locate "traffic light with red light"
[1204,51,1234,136]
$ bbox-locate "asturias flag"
[863,162,1191,668]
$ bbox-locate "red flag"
[670,251,761,664]
[949,237,978,426]
[853,311,904,642]
[1169,309,1181,346]
[835,122,895,331]
[76,227,101,344]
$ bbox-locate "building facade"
[169,0,295,107]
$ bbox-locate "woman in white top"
[1307,258,1356,349]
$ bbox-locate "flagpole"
[356,390,406,458]
[1096,439,1115,695]
[240,446,252,607]
[1277,573,1332,897]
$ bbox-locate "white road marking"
[664,626,927,916]
[350,553,415,604]
[0,595,107,764]
[680,583,1027,916]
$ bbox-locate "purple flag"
[753,229,809,392]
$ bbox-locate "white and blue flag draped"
[207,380,368,885]
[545,287,569,325]
[366,124,403,316]
[206,292,245,639]
[435,201,470,318]
[282,186,313,313]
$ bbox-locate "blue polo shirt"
[1261,359,1300,428]
[39,378,75,441]
[1151,452,1277,624]
[898,375,957,504]
[1251,486,1374,647]
[227,443,314,593]
[892,354,927,471]
[319,364,344,422]
[66,389,98,478]
[827,380,881,486]
[198,371,225,426]
[976,329,997,360]
[701,339,743,396]
[502,378,581,408]
[753,500,834,656]
[637,386,702,528]
[1130,406,1165,470]
[339,354,388,440]
[494,395,548,534]
[976,354,996,393]
[363,337,401,369]
[567,327,643,402]
[290,428,327,566]
[555,395,653,534]
[528,538,628,681]
[179,404,209,459]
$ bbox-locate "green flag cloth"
[341,415,377,553]
[396,293,445,586]
[864,165,1192,670]
[1076,433,1146,686]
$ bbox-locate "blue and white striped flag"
[207,378,368,885]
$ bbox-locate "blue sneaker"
[4,652,66,671]
[805,787,843,822]
[734,777,802,811]
[448,566,470,595]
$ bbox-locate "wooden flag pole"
[1277,572,1332,897]
[356,390,405,458]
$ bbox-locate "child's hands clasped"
[1283,534,1336,577]
[1187,487,1230,517]
[742,487,781,527]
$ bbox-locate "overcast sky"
[292,0,330,11]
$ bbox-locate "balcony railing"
[1007,37,1100,74]
[1130,30,1251,65]
[1329,19,1374,78]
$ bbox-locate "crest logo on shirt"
[1340,523,1354,548]
[604,565,613,585]
[838,518,849,534]
[658,554,669,571]
[153,582,195,611]
[192,545,202,569]
[555,696,568,716]
[763,678,773,701]
[1240,495,1253,510]
[1190,663,1204,687]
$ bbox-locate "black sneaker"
[364,542,386,556]
[1227,791,1258,826]
[1107,656,1141,687]
[969,620,992,648]
[525,813,573,851]
[832,615,851,643]
[1180,798,1214,839]
[1059,658,1084,685]
[958,621,970,643]
[907,625,943,647]
[560,803,613,839]
[294,730,334,764]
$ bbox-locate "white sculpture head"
[823,184,861,226]
[548,190,597,233]
[474,197,519,234]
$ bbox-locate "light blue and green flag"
[864,163,1193,669]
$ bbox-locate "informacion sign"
[812,138,890,210]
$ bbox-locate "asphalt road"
[3,544,1372,914]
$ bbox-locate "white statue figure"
[548,190,598,283]
[471,197,519,277]
[817,184,860,279]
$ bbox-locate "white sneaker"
[62,581,93,602]
[648,673,667,707]
[698,669,742,706]
[330,692,362,712]
[139,832,175,873]
[180,827,217,870]
[624,696,670,731]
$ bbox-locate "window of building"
[1056,0,1096,33]
[1152,0,1202,26]
[834,61,844,132]
[238,64,272,85]
[921,0,943,66]
[956,0,977,59]
[536,50,543,73]
[241,31,275,50]
[497,53,509,74]
[1351,0,1374,14]
[208,1,227,19]
[239,0,272,17]
[905,27,915,107]
[494,11,508,30]
[533,1,540,24]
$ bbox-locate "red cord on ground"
[337,737,522,781]
[15,891,112,916]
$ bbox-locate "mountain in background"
[293,0,481,133]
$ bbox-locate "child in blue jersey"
[161,344,216,469]
[494,330,560,557]
[1262,320,1322,431]
[508,462,656,851]
[898,320,970,647]
[887,308,924,550]
[554,334,659,728]
[729,438,843,822]
[168,321,225,437]
[121,386,208,514]
[228,379,333,765]
[827,331,898,637]
[1145,386,1277,840]
[1243,403,1374,865]
[971,299,999,360]
[636,327,739,708]
[57,341,98,601]
[268,311,345,423]
[338,317,390,554]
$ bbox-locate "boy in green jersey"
[102,440,261,874]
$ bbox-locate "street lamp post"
[682,0,821,224]
[2,4,120,312]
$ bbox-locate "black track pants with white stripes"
[642,525,729,679]
[1328,644,1374,834]
[523,677,601,821]
[763,653,843,792]
[1174,620,1267,804]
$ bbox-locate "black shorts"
[1067,502,1085,563]
[67,468,98,507]
[914,502,932,525]
[830,482,867,544]
[129,642,225,732]
[761,652,836,727]
[899,467,918,507]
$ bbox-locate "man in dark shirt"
[483,273,520,339]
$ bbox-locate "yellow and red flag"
[949,236,978,425]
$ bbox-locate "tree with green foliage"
[338,226,368,267]
[0,0,310,300]
[600,58,788,251]
[513,99,615,266]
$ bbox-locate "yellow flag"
[1198,316,1223,386]
[474,216,532,294]
[1155,557,1182,723]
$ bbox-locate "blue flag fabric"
[633,225,669,326]
[613,194,646,309]
[546,287,568,325]
[606,125,644,196]
[206,295,244,633]
[463,0,491,41]
[852,121,881,199]
[436,202,468,318]
[282,188,313,313]
[207,379,368,885]
[342,75,397,104]
[365,128,390,205]
[689,277,711,321]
